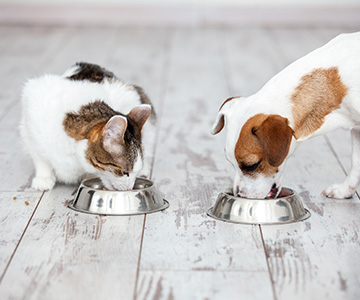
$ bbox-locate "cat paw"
[32,176,56,191]
[321,183,355,199]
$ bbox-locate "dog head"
[211,97,294,199]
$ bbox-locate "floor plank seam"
[259,225,278,300]
[324,135,348,175]
[133,214,147,300]
[0,100,18,123]
[149,29,172,180]
[0,191,45,284]
[217,28,235,95]
[132,30,171,299]
[267,28,290,70]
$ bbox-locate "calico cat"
[20,62,155,191]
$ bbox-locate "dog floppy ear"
[211,97,239,135]
[252,115,294,167]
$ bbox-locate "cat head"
[87,104,151,190]
[64,102,152,190]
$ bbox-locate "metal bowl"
[68,177,169,216]
[207,188,310,225]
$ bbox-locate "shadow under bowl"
[207,188,310,225]
[68,177,169,216]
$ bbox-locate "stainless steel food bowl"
[207,188,310,225]
[68,177,169,216]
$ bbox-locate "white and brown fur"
[21,62,155,191]
[212,32,360,199]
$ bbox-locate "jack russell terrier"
[211,32,360,199]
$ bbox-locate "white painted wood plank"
[282,135,357,204]
[269,28,329,66]
[0,191,42,277]
[0,26,22,54]
[0,184,145,300]
[0,27,70,119]
[0,102,38,192]
[108,28,171,109]
[317,27,357,42]
[261,202,360,300]
[136,28,273,299]
[137,270,273,300]
[41,27,119,74]
[221,28,284,96]
[0,27,73,281]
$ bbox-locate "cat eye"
[241,160,262,172]
[94,158,129,177]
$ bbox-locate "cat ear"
[102,116,127,153]
[127,104,152,131]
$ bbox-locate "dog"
[211,32,360,199]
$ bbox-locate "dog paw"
[322,183,355,199]
[32,176,56,191]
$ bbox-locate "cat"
[20,62,156,191]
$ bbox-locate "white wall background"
[1,0,359,6]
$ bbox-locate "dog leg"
[323,128,360,199]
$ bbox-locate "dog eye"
[241,160,262,172]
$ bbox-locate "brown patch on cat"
[235,114,293,177]
[63,101,142,176]
[291,67,348,139]
[63,100,118,141]
[67,62,115,83]
[88,122,107,143]
[134,85,156,120]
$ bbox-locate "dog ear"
[211,97,239,135]
[252,115,294,167]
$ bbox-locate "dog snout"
[233,184,249,198]
[233,173,244,197]
[235,187,252,198]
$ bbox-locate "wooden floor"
[0,25,359,300]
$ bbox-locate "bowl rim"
[207,207,311,225]
[67,199,169,216]
[80,176,154,193]
[220,187,295,201]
